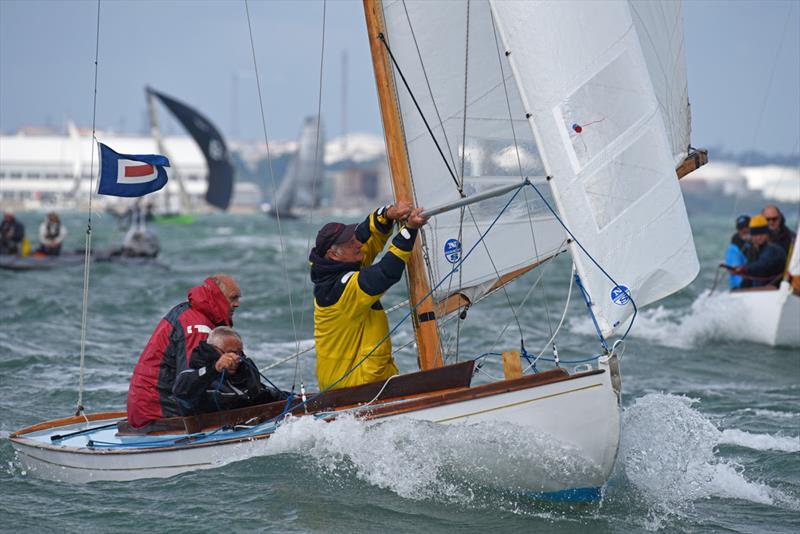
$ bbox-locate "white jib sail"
[490,0,699,336]
[380,0,566,304]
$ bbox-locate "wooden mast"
[363,0,443,370]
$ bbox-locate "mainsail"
[147,88,235,211]
[273,116,326,216]
[376,0,567,314]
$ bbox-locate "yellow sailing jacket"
[310,207,417,390]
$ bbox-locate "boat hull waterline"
[11,361,620,494]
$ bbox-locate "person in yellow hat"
[727,214,786,288]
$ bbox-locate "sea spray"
[617,393,797,529]
[265,414,603,504]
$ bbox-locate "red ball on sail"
[572,123,583,133]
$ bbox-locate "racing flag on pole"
[97,142,170,197]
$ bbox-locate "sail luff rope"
[244,0,301,355]
[295,0,327,393]
[75,0,102,417]
[488,7,555,340]
[453,0,471,362]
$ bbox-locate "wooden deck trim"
[10,412,126,438]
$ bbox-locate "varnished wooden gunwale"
[10,411,126,439]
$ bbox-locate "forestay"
[490,0,699,335]
[379,0,566,305]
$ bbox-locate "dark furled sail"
[147,87,234,210]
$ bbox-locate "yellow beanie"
[749,214,769,235]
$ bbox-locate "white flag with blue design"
[97,143,170,197]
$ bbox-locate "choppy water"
[1,211,798,533]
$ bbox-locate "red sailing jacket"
[126,278,233,428]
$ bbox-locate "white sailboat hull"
[716,282,800,347]
[11,364,620,492]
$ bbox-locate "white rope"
[75,0,101,416]
[522,263,576,373]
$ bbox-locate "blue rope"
[574,273,610,352]
[522,181,638,341]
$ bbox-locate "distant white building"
[0,125,211,211]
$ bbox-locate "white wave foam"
[571,290,780,349]
[261,414,602,504]
[720,429,800,453]
[619,393,797,526]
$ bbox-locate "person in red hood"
[126,274,241,429]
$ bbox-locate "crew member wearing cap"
[309,201,427,390]
[724,215,753,289]
[728,214,786,288]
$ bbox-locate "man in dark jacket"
[173,326,286,415]
[763,204,796,255]
[0,212,25,255]
[126,274,241,428]
[731,215,787,288]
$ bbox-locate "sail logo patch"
[444,239,461,264]
[610,285,630,306]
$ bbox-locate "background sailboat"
[266,115,326,219]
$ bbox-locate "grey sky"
[1,0,798,156]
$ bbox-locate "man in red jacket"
[126,274,241,428]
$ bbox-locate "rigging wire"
[244,0,301,357]
[295,0,327,392]
[731,0,795,221]
[75,0,101,417]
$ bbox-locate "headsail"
[147,88,235,211]
[376,0,566,311]
[490,0,699,336]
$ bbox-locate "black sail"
[147,87,234,210]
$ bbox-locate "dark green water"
[1,211,798,533]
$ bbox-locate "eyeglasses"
[766,217,779,222]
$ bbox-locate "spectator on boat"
[173,326,286,415]
[762,204,796,256]
[126,274,242,429]
[729,215,787,288]
[724,215,753,289]
[310,201,428,391]
[36,212,67,256]
[0,212,25,255]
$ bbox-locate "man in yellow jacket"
[310,201,428,390]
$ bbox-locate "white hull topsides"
[721,282,800,347]
[12,359,621,490]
